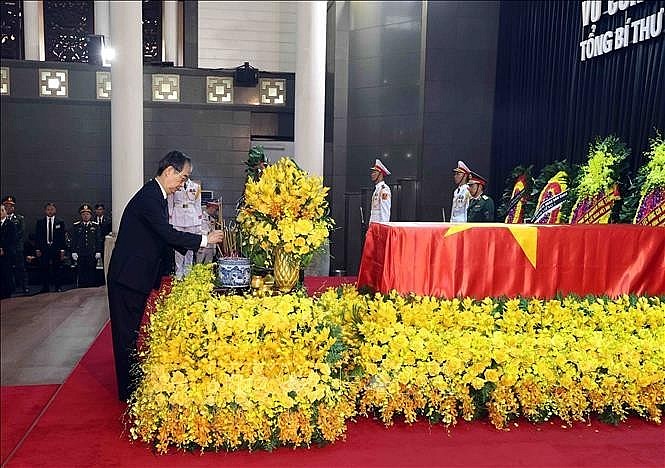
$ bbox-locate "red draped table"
[357,222,665,298]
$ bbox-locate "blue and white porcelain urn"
[217,257,251,288]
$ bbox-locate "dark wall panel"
[421,0,500,221]
[143,105,251,220]
[345,1,423,194]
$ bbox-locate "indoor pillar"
[110,0,144,234]
[23,1,42,61]
[294,0,327,177]
[163,0,179,64]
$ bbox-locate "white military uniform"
[369,158,392,223]
[450,184,471,223]
[198,209,217,264]
[370,181,391,223]
[168,179,202,279]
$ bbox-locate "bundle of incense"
[215,220,240,257]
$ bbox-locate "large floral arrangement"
[621,133,665,225]
[130,271,664,453]
[525,161,573,224]
[497,165,533,223]
[319,287,665,429]
[569,136,629,224]
[237,157,333,269]
[128,264,357,453]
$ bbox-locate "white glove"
[95,252,102,259]
[71,253,79,261]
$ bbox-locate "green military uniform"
[72,204,103,288]
[467,195,495,222]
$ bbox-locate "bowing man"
[107,150,224,402]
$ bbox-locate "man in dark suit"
[107,150,224,402]
[34,202,67,293]
[94,203,112,237]
[94,203,111,286]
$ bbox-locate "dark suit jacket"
[97,216,112,237]
[108,179,202,295]
[35,217,67,251]
[0,219,17,258]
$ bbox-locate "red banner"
[357,222,665,298]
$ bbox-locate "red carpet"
[1,384,58,464]
[304,276,357,295]
[4,277,664,467]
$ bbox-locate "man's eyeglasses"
[175,169,190,183]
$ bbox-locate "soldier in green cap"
[71,204,103,288]
[467,174,495,222]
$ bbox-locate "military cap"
[453,160,471,175]
[79,203,93,214]
[2,195,16,205]
[468,173,488,187]
[370,158,391,176]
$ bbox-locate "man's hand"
[95,252,101,259]
[207,230,225,244]
[71,252,79,261]
[36,249,42,257]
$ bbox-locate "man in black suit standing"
[94,203,112,286]
[94,203,112,237]
[34,202,67,293]
[107,150,224,402]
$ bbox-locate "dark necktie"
[48,218,53,245]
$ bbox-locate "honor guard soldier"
[450,160,472,223]
[369,159,391,223]
[467,174,495,222]
[198,201,219,264]
[2,195,29,294]
[71,204,103,288]
[168,178,203,279]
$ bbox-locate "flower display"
[130,272,664,453]
[621,133,665,225]
[497,165,534,223]
[318,287,665,429]
[128,264,357,453]
[569,135,629,223]
[525,161,573,224]
[237,157,333,269]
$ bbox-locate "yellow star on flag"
[443,223,539,268]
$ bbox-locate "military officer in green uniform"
[467,174,495,222]
[71,204,103,288]
[2,195,29,294]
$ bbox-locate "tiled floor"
[0,286,108,386]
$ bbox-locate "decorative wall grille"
[43,0,94,63]
[0,0,23,59]
[142,0,162,63]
